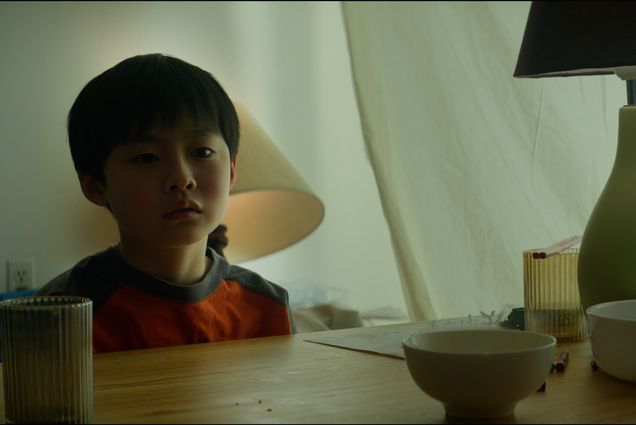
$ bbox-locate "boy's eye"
[192,147,215,158]
[131,153,158,164]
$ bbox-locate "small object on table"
[556,351,569,372]
[591,360,600,371]
[531,236,582,259]
[501,307,525,330]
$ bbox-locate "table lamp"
[514,1,636,310]
[210,102,325,263]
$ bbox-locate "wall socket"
[6,259,35,292]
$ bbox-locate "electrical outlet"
[7,259,35,292]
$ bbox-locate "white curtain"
[342,1,624,320]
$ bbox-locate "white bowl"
[402,327,556,419]
[587,299,636,383]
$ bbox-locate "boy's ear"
[78,172,110,207]
[229,155,237,190]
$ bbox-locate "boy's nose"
[164,162,197,192]
[168,179,195,192]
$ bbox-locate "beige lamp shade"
[220,103,325,263]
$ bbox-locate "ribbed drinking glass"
[0,296,93,424]
[523,249,588,342]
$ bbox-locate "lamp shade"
[220,103,325,263]
[514,1,636,78]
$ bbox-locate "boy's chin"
[153,233,209,249]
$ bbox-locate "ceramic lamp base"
[579,105,636,310]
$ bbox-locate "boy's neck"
[116,240,212,285]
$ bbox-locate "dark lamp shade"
[514,1,636,78]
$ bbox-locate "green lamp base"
[579,105,636,310]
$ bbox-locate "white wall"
[0,1,407,316]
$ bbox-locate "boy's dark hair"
[68,53,239,184]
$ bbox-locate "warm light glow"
[223,190,324,262]
[221,103,325,262]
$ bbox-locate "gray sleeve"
[227,262,296,333]
[227,264,291,307]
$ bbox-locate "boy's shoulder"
[225,261,290,307]
[37,246,120,300]
[38,246,289,307]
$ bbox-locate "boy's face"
[81,115,236,249]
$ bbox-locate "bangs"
[108,58,222,143]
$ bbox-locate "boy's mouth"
[163,200,202,218]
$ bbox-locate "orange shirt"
[38,246,294,353]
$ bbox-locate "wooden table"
[1,322,636,423]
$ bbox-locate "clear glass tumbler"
[0,296,93,424]
[523,248,588,342]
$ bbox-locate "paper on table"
[303,313,504,359]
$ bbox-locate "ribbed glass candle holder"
[523,249,588,342]
[0,296,93,424]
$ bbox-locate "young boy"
[38,53,295,353]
